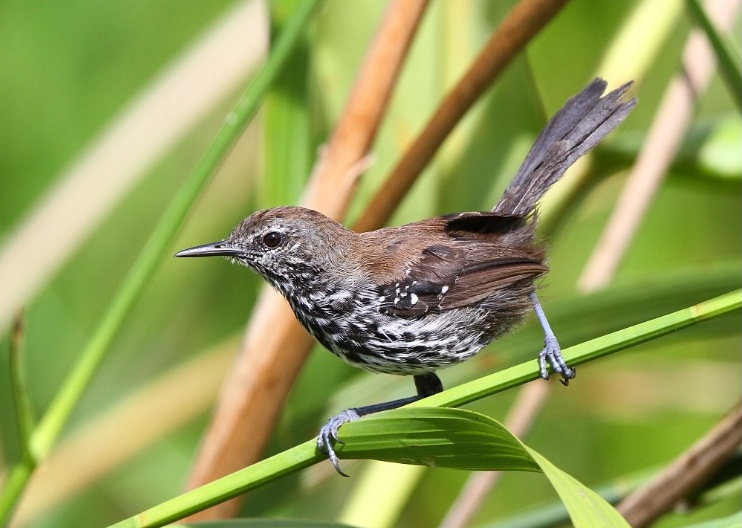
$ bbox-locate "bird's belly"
[294,302,492,375]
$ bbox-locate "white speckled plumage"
[175,78,637,475]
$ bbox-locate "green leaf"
[339,408,629,528]
[106,291,737,528]
[685,0,742,112]
[680,512,742,528]
[527,449,628,528]
[338,407,539,472]
[177,520,358,528]
[262,0,313,208]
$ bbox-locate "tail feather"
[494,78,636,215]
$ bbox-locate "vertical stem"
[8,309,35,456]
[0,311,37,526]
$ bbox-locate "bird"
[176,78,636,475]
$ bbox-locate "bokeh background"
[1,0,740,526]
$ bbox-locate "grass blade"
[685,0,742,111]
[106,289,738,527]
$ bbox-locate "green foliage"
[112,408,638,528]
[1,0,740,527]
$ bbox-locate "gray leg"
[317,373,443,476]
[530,292,575,385]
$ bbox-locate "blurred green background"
[1,0,740,527]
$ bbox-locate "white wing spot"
[410,293,418,305]
[441,285,449,294]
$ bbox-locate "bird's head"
[176,206,354,295]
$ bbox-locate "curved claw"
[316,408,361,477]
[559,366,576,386]
[538,336,576,386]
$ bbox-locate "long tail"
[494,78,636,215]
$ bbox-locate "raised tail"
[494,78,636,216]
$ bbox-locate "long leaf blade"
[338,408,629,528]
[338,407,539,472]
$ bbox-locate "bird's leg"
[317,372,443,476]
[530,291,575,385]
[413,371,443,396]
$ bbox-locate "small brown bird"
[177,78,636,475]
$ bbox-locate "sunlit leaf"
[178,519,357,528]
[338,407,539,472]
[680,512,742,528]
[339,408,629,528]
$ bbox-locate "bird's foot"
[316,408,361,477]
[538,335,576,386]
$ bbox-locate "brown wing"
[377,242,547,318]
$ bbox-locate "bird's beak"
[174,241,244,258]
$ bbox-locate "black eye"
[262,231,282,248]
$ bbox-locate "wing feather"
[378,242,547,318]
